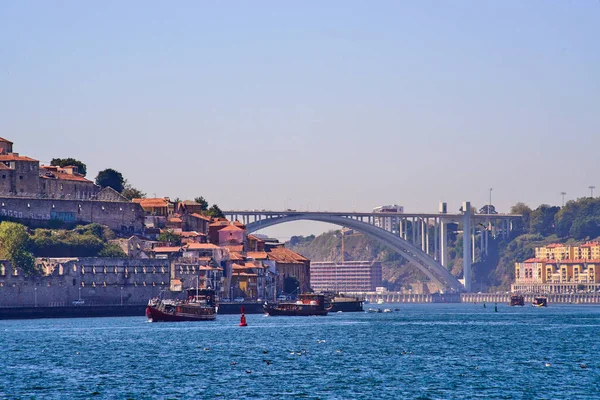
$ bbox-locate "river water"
[1,303,599,399]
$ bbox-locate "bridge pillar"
[463,202,472,292]
[440,220,448,268]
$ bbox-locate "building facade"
[310,261,383,293]
[513,242,600,293]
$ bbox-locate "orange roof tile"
[209,221,230,227]
[220,224,244,232]
[168,217,183,223]
[133,198,170,208]
[248,234,265,242]
[153,246,182,253]
[190,213,211,221]
[0,154,37,162]
[185,243,219,250]
[177,231,206,237]
[267,247,308,263]
[224,245,244,252]
[247,251,268,259]
[230,252,245,261]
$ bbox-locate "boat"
[383,308,392,313]
[324,293,364,313]
[146,288,217,322]
[509,294,525,306]
[532,297,548,307]
[264,293,331,316]
[366,308,377,313]
[376,299,385,305]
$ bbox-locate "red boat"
[264,293,331,316]
[146,289,217,322]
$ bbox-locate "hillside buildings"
[513,242,600,294]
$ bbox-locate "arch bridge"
[224,204,520,293]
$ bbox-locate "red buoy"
[239,306,247,327]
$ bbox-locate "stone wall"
[0,258,171,306]
[0,196,145,232]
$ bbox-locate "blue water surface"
[1,303,600,399]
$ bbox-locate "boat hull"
[330,300,363,313]
[264,304,329,316]
[146,306,216,322]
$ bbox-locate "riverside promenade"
[354,292,600,304]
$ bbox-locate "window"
[1,175,5,179]
[19,176,23,180]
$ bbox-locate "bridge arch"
[244,214,463,292]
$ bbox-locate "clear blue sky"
[1,1,599,238]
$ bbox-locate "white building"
[310,261,382,293]
[373,204,404,233]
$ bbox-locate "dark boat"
[532,297,548,307]
[264,293,331,316]
[328,294,364,313]
[146,289,217,322]
[509,294,525,306]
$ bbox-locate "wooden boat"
[146,289,217,322]
[323,292,364,313]
[264,293,331,316]
[532,297,548,307]
[509,294,525,306]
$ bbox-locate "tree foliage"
[206,204,225,219]
[121,180,146,200]
[555,197,600,240]
[194,196,209,211]
[95,168,125,193]
[30,223,121,258]
[529,205,560,236]
[50,158,87,176]
[157,230,182,246]
[0,222,38,276]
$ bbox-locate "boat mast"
[196,275,199,299]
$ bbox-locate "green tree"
[98,243,127,257]
[206,204,224,219]
[0,222,38,276]
[194,196,209,211]
[50,158,87,176]
[157,230,182,246]
[95,168,125,193]
[529,205,559,236]
[121,180,146,200]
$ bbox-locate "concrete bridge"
[224,203,521,293]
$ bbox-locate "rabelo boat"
[264,293,331,316]
[146,288,217,322]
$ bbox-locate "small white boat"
[376,299,384,305]
[383,308,392,313]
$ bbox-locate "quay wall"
[0,258,170,307]
[0,304,146,320]
[0,196,145,232]
[351,292,600,304]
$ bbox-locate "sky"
[1,1,599,239]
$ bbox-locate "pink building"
[218,224,245,247]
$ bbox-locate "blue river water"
[1,303,600,399]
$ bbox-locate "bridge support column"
[440,220,448,268]
[434,218,439,261]
[463,202,472,292]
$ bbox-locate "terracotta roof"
[523,258,544,263]
[220,224,244,232]
[185,243,219,250]
[168,217,183,223]
[153,246,182,253]
[247,251,268,259]
[0,154,37,162]
[133,198,170,208]
[267,247,308,263]
[224,245,243,252]
[232,272,258,277]
[230,252,245,261]
[0,137,13,144]
[40,170,93,183]
[248,234,265,242]
[177,231,205,237]
[190,213,211,221]
[580,242,600,247]
[233,220,246,227]
[209,221,230,227]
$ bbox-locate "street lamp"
[561,192,567,207]
[590,186,596,198]
[34,287,37,307]
[489,188,493,214]
[120,287,123,305]
[78,286,82,302]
